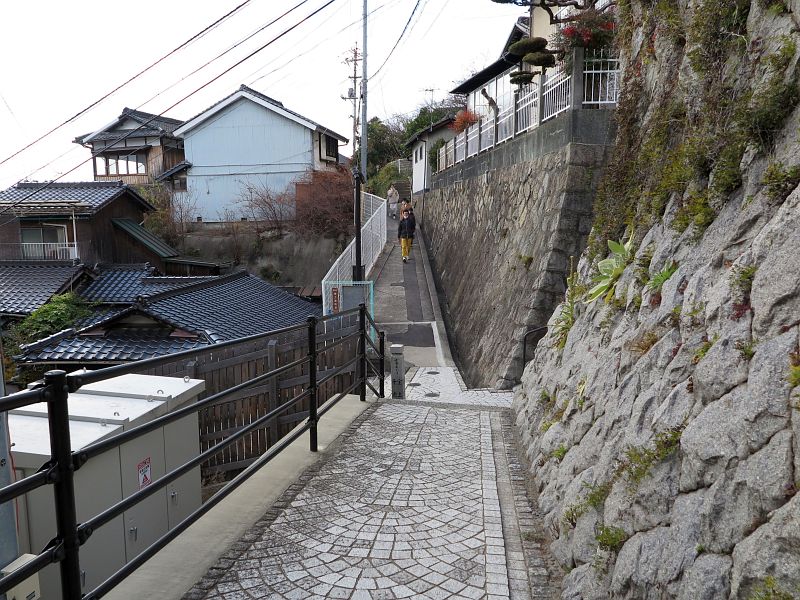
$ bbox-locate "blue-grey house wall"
[183,98,314,220]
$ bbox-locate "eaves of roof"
[112,218,180,259]
[174,85,348,142]
[404,116,456,147]
[155,160,193,182]
[450,55,519,94]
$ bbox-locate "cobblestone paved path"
[186,373,559,600]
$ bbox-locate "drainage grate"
[427,371,440,375]
[408,383,421,387]
[425,392,440,398]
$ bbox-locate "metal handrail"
[522,326,549,367]
[0,303,386,599]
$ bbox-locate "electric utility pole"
[342,46,362,159]
[343,44,365,281]
[360,0,368,179]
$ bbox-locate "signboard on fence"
[331,287,340,313]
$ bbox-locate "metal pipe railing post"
[307,316,318,452]
[358,304,367,402]
[378,331,385,398]
[45,369,82,599]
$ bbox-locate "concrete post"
[390,344,405,400]
[536,70,545,127]
[570,46,585,110]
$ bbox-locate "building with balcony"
[0,181,218,275]
[74,108,186,188]
[435,13,619,178]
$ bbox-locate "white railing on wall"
[8,242,80,261]
[584,48,621,106]
[541,68,571,121]
[436,47,620,174]
[321,192,387,315]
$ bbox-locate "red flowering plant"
[450,109,479,133]
[555,9,616,49]
[551,8,616,72]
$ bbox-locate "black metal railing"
[522,326,548,367]
[0,303,384,600]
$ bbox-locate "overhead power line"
[0,0,254,168]
[135,0,312,113]
[13,0,314,187]
[0,0,341,219]
[370,0,423,80]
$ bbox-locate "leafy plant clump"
[3,292,93,383]
[731,264,757,298]
[523,52,556,68]
[646,260,679,293]
[692,334,718,364]
[595,524,628,552]
[747,576,796,600]
[789,353,800,388]
[736,338,758,361]
[631,330,660,356]
[551,445,568,461]
[552,265,583,350]
[762,162,800,203]
[618,427,684,490]
[586,235,635,303]
[508,37,548,57]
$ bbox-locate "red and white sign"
[331,287,340,313]
[137,457,152,490]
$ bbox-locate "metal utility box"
[1,553,41,600]
[7,374,205,600]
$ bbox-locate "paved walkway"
[182,224,559,600]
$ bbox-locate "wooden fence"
[135,313,361,476]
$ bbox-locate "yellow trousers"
[400,237,413,258]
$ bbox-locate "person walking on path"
[387,185,400,218]
[398,208,415,263]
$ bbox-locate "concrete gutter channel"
[108,229,457,599]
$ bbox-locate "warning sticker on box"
[137,457,152,489]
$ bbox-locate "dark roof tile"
[81,265,213,303]
[0,263,85,316]
[0,181,153,215]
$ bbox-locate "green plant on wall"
[552,260,583,349]
[762,162,800,203]
[595,524,628,552]
[585,235,635,304]
[646,260,679,293]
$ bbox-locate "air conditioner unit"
[1,554,41,600]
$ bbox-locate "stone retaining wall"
[420,110,613,388]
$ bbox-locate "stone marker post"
[390,344,405,400]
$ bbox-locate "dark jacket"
[398,216,415,239]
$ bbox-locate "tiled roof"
[75,107,184,144]
[0,263,85,316]
[81,265,213,303]
[20,327,207,363]
[145,271,321,342]
[155,160,192,181]
[20,270,321,363]
[0,181,154,215]
[112,219,180,258]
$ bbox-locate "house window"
[96,153,146,176]
[172,178,187,191]
[21,226,66,245]
[324,135,338,160]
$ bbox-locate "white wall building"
[174,85,348,221]
[406,116,455,197]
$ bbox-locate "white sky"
[0,0,525,188]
